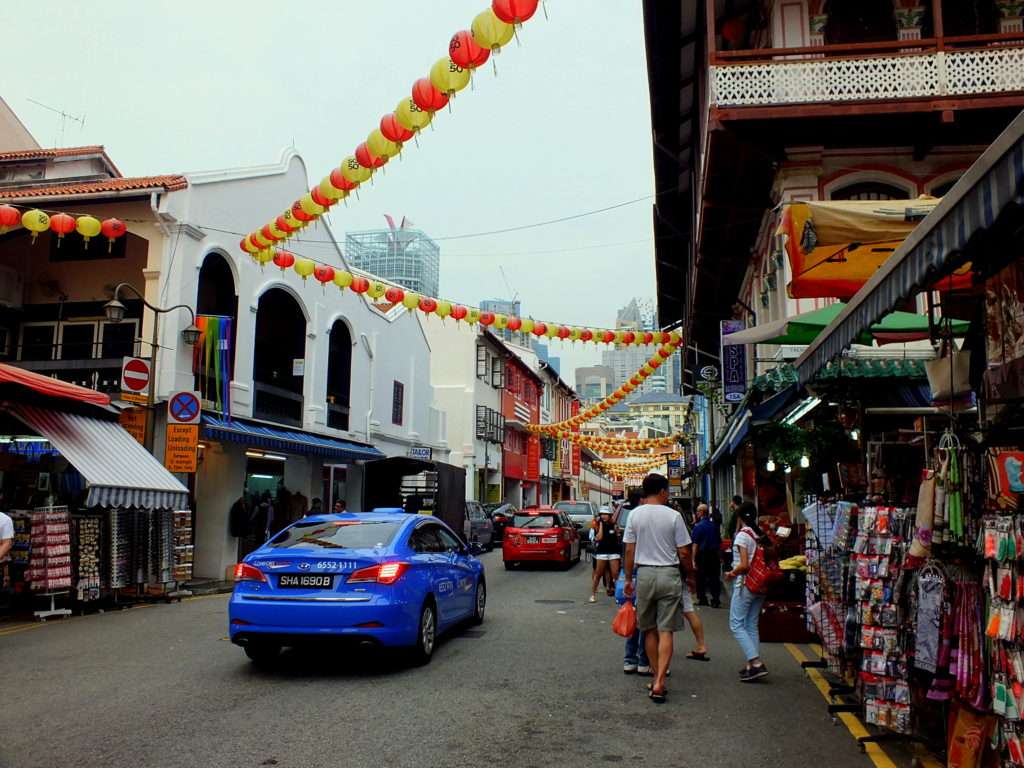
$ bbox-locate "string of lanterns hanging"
[563,432,687,452]
[0,205,127,251]
[238,0,541,261]
[593,453,683,474]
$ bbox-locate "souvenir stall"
[0,363,191,618]
[790,111,1024,764]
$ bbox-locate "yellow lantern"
[402,292,421,310]
[341,156,373,185]
[367,128,400,159]
[75,215,101,248]
[472,9,514,50]
[669,331,682,346]
[466,308,481,324]
[267,221,288,240]
[493,313,508,330]
[545,324,559,339]
[319,176,347,202]
[368,280,387,299]
[333,270,353,289]
[294,258,316,281]
[614,331,626,344]
[252,231,271,249]
[395,98,433,133]
[430,57,471,96]
[255,248,275,265]
[21,209,50,243]
[299,193,325,218]
[570,328,582,342]
[436,300,452,319]
[283,209,304,231]
[520,318,534,334]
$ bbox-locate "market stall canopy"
[796,109,1024,387]
[6,403,188,509]
[722,303,968,346]
[0,362,111,408]
[778,199,972,299]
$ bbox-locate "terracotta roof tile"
[0,175,188,199]
[0,145,107,161]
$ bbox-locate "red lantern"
[580,329,593,342]
[659,332,672,344]
[292,201,315,223]
[601,331,616,344]
[412,77,449,112]
[260,224,282,243]
[492,0,539,24]
[380,113,414,143]
[385,286,404,304]
[642,331,654,345]
[0,204,19,233]
[631,376,642,386]
[240,236,258,254]
[650,358,663,369]
[479,311,495,326]
[419,297,438,314]
[273,250,295,271]
[49,212,75,245]
[350,276,370,294]
[557,326,570,339]
[310,186,334,208]
[532,322,547,337]
[314,265,335,286]
[622,331,636,345]
[449,30,490,69]
[355,142,386,169]
[329,168,359,192]
[451,305,468,321]
[507,316,522,331]
[275,215,296,234]
[658,346,673,359]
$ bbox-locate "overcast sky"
[2,1,656,381]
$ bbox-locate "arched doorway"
[195,252,238,412]
[326,319,352,430]
[252,288,306,427]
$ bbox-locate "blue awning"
[710,408,751,466]
[201,415,384,462]
[797,110,1024,385]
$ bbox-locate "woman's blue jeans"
[729,584,766,661]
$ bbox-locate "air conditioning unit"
[0,266,24,308]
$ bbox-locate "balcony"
[710,34,1024,110]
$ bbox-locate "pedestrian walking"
[692,503,722,608]
[333,500,346,513]
[589,506,620,602]
[725,501,769,682]
[615,570,649,674]
[623,473,692,703]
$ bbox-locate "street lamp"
[104,282,200,452]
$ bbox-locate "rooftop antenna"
[26,98,85,147]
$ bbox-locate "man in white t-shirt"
[623,473,692,702]
[0,509,14,592]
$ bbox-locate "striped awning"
[796,110,1024,386]
[7,404,189,510]
[201,415,383,461]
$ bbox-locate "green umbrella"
[722,302,968,347]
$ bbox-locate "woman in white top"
[725,502,768,682]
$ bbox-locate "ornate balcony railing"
[710,35,1024,108]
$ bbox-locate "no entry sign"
[121,357,151,395]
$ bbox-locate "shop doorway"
[237,456,285,560]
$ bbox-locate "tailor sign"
[720,320,747,403]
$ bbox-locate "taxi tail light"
[348,562,410,585]
[233,563,266,583]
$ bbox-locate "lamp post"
[104,282,201,452]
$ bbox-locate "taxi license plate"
[527,536,539,544]
[279,574,334,589]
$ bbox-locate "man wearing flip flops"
[623,473,693,703]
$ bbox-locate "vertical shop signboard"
[526,435,541,482]
[571,444,581,477]
[118,407,146,445]
[164,391,201,473]
[667,458,682,490]
[720,320,747,403]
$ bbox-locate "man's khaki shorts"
[636,566,685,632]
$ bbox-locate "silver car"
[553,500,598,540]
[464,501,495,551]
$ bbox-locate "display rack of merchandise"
[108,508,129,590]
[74,515,102,602]
[26,506,72,620]
[172,510,194,585]
[10,511,31,567]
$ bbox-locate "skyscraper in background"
[602,298,677,395]
[345,215,440,297]
[480,297,535,350]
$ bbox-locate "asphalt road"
[0,551,873,768]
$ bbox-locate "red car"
[502,506,581,570]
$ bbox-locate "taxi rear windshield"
[269,520,401,549]
[555,503,591,516]
[512,514,559,529]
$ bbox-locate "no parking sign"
[164,391,201,473]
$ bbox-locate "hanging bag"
[926,337,971,401]
[740,526,782,594]
[612,601,637,638]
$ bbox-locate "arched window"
[195,253,237,411]
[830,181,911,201]
[252,288,306,427]
[326,320,353,430]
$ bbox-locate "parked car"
[553,500,598,539]
[486,503,517,543]
[464,501,494,550]
[228,510,486,666]
[502,507,581,570]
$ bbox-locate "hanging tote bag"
[612,601,637,637]
[740,527,783,595]
[926,339,971,401]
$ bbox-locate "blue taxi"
[228,510,486,665]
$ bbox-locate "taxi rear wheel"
[410,601,437,665]
[472,578,486,625]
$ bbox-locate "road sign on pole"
[121,357,151,396]
[167,391,201,425]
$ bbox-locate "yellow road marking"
[785,643,898,768]
[0,623,46,637]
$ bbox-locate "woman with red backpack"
[725,501,769,682]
